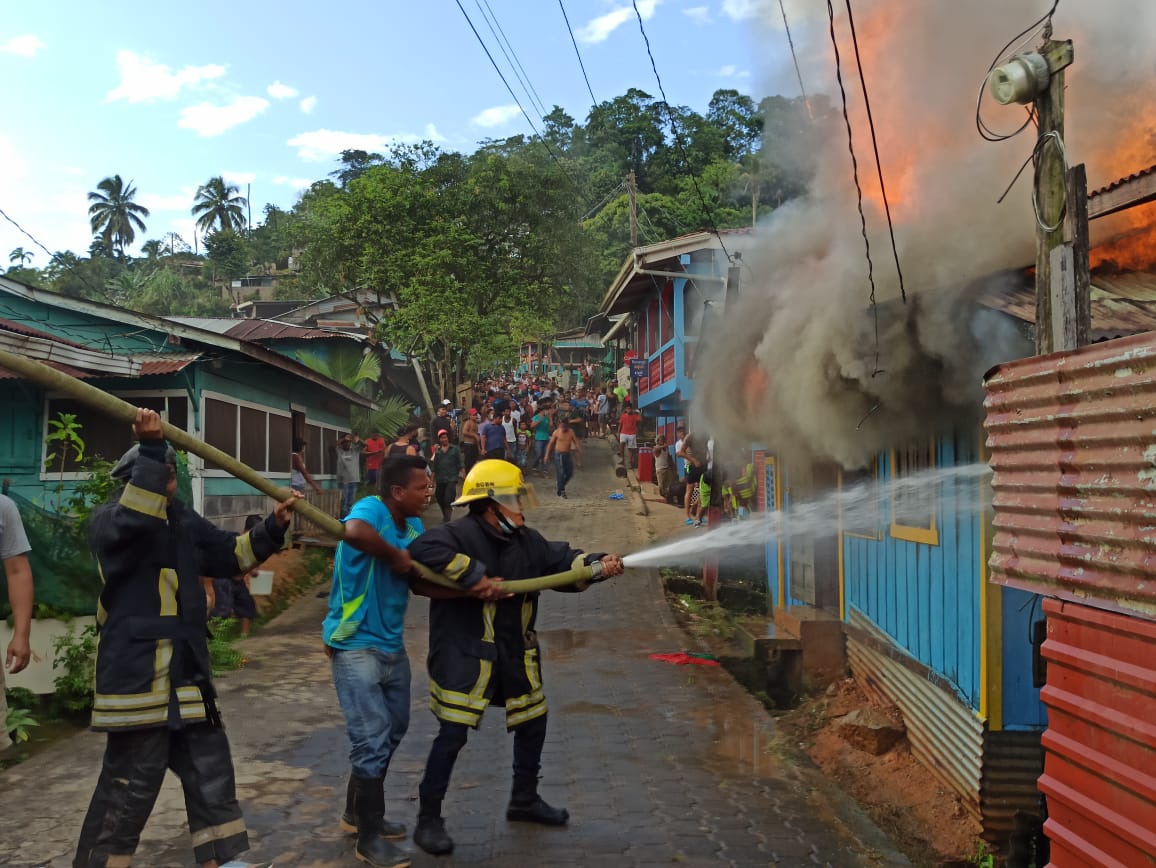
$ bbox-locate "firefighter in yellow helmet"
[406,459,624,856]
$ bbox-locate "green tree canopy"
[192,176,248,235]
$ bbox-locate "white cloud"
[138,187,197,212]
[0,35,46,57]
[299,96,317,114]
[222,171,257,186]
[288,125,445,161]
[683,5,712,24]
[272,176,313,189]
[178,96,270,136]
[577,0,659,44]
[471,104,522,128]
[266,80,299,100]
[717,64,751,78]
[721,0,770,21]
[105,50,225,103]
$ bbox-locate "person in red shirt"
[363,429,386,488]
[618,404,641,469]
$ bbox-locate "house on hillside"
[0,275,373,531]
[518,326,609,387]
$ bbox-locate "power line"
[558,0,597,107]
[777,0,812,119]
[975,0,1060,142]
[580,181,627,221]
[826,0,881,376]
[452,0,590,206]
[842,0,906,304]
[474,0,548,120]
[630,1,732,263]
[0,204,117,304]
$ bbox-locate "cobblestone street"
[0,442,906,867]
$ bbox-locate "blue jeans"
[533,440,549,468]
[331,647,411,779]
[555,453,574,495]
[339,481,358,517]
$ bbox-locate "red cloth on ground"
[648,652,721,667]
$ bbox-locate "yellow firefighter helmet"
[451,459,538,512]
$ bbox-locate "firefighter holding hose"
[406,459,624,856]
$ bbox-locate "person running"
[74,408,294,868]
[406,461,624,856]
[326,455,430,868]
[544,418,581,498]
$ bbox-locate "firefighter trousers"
[74,724,248,867]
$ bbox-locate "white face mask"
[495,510,519,536]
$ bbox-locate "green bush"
[51,624,98,716]
[5,706,38,744]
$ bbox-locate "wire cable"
[777,0,812,119]
[558,0,597,107]
[475,0,548,120]
[630,1,732,263]
[452,0,590,206]
[0,204,118,303]
[580,181,627,221]
[842,0,905,303]
[826,0,881,376]
[975,0,1060,143]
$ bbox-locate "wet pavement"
[0,442,907,867]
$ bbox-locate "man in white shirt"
[501,409,517,461]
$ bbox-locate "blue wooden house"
[0,275,373,531]
[599,230,749,443]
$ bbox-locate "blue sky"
[0,0,816,265]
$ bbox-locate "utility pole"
[989,34,1086,354]
[627,170,638,247]
[1033,39,1075,353]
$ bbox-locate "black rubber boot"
[353,775,411,867]
[413,799,454,856]
[506,776,569,826]
[341,774,406,839]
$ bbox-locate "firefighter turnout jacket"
[88,439,287,731]
[408,513,600,730]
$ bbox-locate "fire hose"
[0,348,601,594]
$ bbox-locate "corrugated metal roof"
[984,331,1156,620]
[1038,598,1156,864]
[977,271,1156,340]
[1089,164,1156,199]
[222,319,344,342]
[0,317,88,349]
[138,353,200,375]
[0,359,94,380]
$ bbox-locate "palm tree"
[140,239,164,260]
[8,247,32,267]
[87,175,150,260]
[192,176,248,235]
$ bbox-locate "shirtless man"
[459,409,480,474]
[544,418,582,499]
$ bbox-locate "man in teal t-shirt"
[324,454,430,868]
[530,406,553,472]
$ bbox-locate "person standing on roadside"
[529,403,553,472]
[364,429,386,489]
[654,433,674,502]
[0,493,33,754]
[678,431,706,526]
[75,408,293,868]
[430,431,462,523]
[389,425,420,458]
[292,437,322,495]
[618,404,641,469]
[543,418,581,499]
[335,432,364,518]
[326,455,430,868]
[459,409,480,474]
[432,402,456,443]
[501,408,517,462]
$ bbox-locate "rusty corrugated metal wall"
[1039,598,1156,865]
[984,331,1156,619]
[985,332,1156,866]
